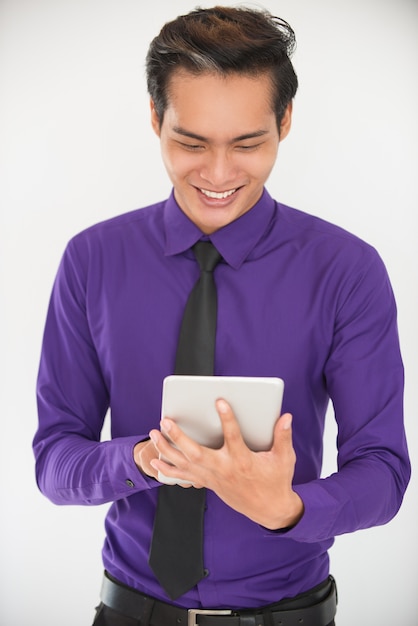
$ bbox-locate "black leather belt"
[100,572,337,626]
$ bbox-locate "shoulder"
[63,199,166,258]
[73,199,165,243]
[58,199,167,278]
[275,202,381,266]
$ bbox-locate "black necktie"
[148,241,222,599]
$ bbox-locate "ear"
[279,102,292,141]
[150,99,161,137]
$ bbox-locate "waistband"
[100,572,338,626]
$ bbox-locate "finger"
[148,427,188,468]
[278,413,293,432]
[149,454,203,487]
[134,439,159,479]
[159,418,203,460]
[272,413,295,456]
[216,398,246,451]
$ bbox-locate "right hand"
[134,439,160,480]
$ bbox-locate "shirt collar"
[163,188,276,269]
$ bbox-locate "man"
[33,6,410,626]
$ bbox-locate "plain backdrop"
[0,0,417,624]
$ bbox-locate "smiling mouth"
[199,188,238,200]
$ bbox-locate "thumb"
[279,413,293,431]
[272,413,293,449]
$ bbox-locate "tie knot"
[193,241,222,273]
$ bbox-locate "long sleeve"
[285,248,410,542]
[34,238,156,506]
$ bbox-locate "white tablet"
[158,375,284,484]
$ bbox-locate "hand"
[133,436,194,488]
[133,439,160,480]
[149,400,304,530]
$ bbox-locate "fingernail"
[282,414,293,430]
[149,431,158,444]
[217,399,229,413]
[160,418,171,432]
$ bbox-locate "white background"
[1,0,417,624]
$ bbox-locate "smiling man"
[33,7,410,626]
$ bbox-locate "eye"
[177,142,205,152]
[235,143,263,152]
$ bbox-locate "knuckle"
[236,456,252,474]
[188,447,204,464]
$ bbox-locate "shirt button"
[125,479,135,488]
[203,569,209,577]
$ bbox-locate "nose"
[200,149,237,188]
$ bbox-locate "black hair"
[146,6,298,129]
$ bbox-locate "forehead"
[164,70,276,137]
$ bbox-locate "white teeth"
[200,188,236,199]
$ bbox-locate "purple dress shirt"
[34,188,410,609]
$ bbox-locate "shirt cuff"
[104,435,159,495]
[260,481,342,543]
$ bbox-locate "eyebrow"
[172,126,269,143]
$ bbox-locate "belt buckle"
[188,608,232,626]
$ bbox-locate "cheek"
[239,156,275,180]
[236,145,278,175]
[256,150,278,178]
[162,149,196,182]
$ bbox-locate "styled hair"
[146,5,298,130]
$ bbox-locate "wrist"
[264,491,304,531]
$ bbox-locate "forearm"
[35,433,156,506]
[285,452,410,543]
